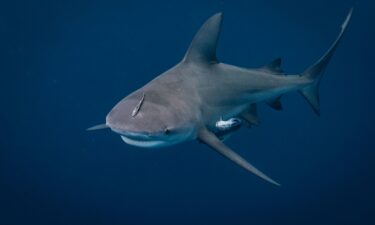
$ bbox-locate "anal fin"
[198,128,280,186]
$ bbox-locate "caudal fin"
[300,8,353,115]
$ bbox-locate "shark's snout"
[105,98,168,134]
[105,96,194,148]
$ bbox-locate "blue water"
[1,0,374,224]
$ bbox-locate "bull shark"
[88,9,352,186]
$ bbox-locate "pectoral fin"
[198,128,280,186]
[240,104,260,126]
[86,123,108,131]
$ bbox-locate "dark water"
[1,0,374,224]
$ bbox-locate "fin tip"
[341,7,353,30]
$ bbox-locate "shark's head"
[106,91,195,148]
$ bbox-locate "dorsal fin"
[183,13,223,64]
[261,58,284,74]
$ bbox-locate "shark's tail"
[299,8,352,115]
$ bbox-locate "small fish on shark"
[88,9,353,186]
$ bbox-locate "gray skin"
[88,9,352,186]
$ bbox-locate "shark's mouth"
[108,126,171,148]
[110,127,194,148]
[120,135,169,148]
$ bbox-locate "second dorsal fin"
[183,13,223,64]
[261,58,284,74]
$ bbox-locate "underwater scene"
[0,0,374,224]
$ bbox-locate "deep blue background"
[1,0,374,224]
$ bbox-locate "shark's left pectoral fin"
[87,123,108,131]
[198,128,280,186]
[240,104,260,126]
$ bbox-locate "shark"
[88,9,353,186]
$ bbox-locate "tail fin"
[300,8,353,115]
